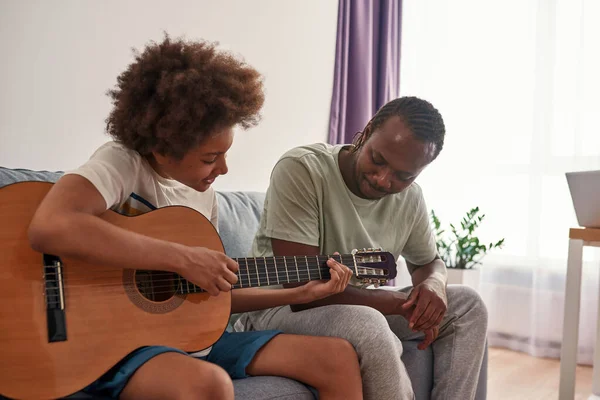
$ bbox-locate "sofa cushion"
[216,191,265,258]
[0,166,62,187]
[62,376,315,400]
[231,377,315,400]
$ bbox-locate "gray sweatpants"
[235,285,488,400]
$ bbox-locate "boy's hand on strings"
[180,247,239,296]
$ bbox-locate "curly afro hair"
[105,34,265,159]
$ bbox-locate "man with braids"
[28,34,364,400]
[234,97,488,400]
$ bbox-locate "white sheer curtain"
[399,0,600,364]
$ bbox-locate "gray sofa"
[0,166,488,400]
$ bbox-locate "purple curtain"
[328,0,402,145]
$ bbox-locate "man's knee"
[332,305,400,351]
[448,284,488,329]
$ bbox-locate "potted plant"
[430,207,505,289]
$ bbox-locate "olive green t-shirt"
[250,143,437,286]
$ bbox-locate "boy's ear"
[151,150,170,166]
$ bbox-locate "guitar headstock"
[351,248,397,287]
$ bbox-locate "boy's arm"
[28,174,238,296]
[269,239,410,316]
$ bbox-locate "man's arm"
[401,256,448,331]
[407,255,447,288]
[273,239,409,315]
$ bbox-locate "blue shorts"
[83,330,282,398]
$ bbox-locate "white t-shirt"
[65,141,217,222]
[65,140,218,357]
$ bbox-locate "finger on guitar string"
[223,268,238,285]
[327,256,353,293]
[179,247,239,295]
[325,259,344,294]
[216,277,233,292]
[225,257,239,273]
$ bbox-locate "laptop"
[566,170,600,228]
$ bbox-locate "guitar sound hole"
[135,270,179,302]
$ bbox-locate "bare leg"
[247,334,363,400]
[120,352,234,400]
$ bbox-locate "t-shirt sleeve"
[262,157,320,247]
[62,143,139,210]
[400,186,438,266]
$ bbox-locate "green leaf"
[432,206,504,270]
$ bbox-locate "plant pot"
[446,267,481,291]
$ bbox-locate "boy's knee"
[330,337,359,363]
[183,363,233,400]
[310,337,360,381]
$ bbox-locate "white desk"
[559,228,600,400]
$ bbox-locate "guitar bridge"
[44,254,67,342]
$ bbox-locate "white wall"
[0,0,338,192]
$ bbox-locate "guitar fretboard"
[178,254,355,294]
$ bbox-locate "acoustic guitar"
[0,181,397,400]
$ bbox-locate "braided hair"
[351,97,445,160]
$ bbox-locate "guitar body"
[0,182,231,400]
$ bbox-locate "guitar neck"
[178,254,356,294]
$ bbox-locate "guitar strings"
[41,269,388,305]
[42,276,393,307]
[42,275,340,306]
[39,255,379,276]
[38,256,382,284]
[41,269,381,290]
[41,265,386,287]
[42,273,389,306]
[41,278,317,297]
[42,277,321,297]
[41,268,386,296]
[38,255,361,280]
[39,255,387,299]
